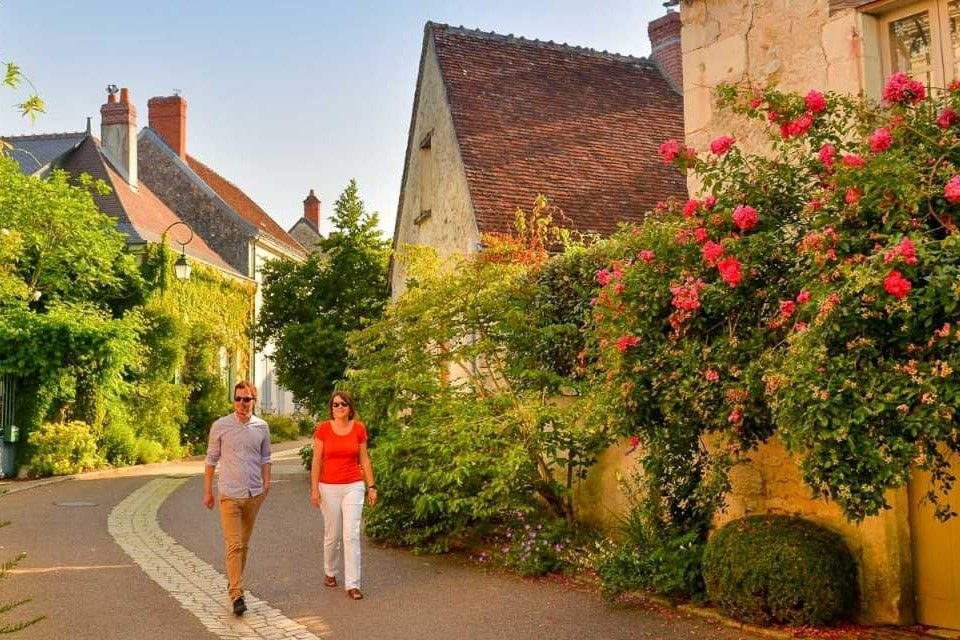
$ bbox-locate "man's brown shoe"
[346,588,363,600]
[324,575,337,588]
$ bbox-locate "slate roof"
[5,131,86,175]
[7,132,241,276]
[185,156,306,257]
[428,23,687,237]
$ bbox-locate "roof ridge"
[426,21,653,66]
[2,130,86,141]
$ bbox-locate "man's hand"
[203,491,215,510]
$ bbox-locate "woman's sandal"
[346,588,363,600]
[324,575,337,588]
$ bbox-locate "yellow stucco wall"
[391,35,480,298]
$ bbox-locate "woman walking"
[310,391,376,600]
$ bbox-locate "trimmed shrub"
[28,421,103,477]
[263,414,299,443]
[135,438,166,464]
[101,421,138,467]
[702,515,857,626]
[297,416,316,436]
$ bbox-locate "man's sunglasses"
[331,401,350,408]
[234,397,255,403]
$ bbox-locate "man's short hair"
[234,380,258,400]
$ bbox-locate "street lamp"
[162,221,194,280]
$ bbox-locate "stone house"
[136,94,307,416]
[667,0,960,629]
[5,88,252,412]
[390,17,688,296]
[288,189,323,252]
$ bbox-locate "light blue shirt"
[204,412,272,499]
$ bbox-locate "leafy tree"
[347,198,616,550]
[255,179,389,414]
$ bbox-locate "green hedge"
[28,421,103,477]
[702,515,857,626]
[263,414,299,443]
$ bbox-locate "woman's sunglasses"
[234,396,255,403]
[331,401,350,408]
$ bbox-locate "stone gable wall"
[289,220,321,253]
[138,134,252,276]
[391,35,479,298]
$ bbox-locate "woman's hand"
[366,487,377,507]
[311,489,321,508]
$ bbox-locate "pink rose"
[638,250,655,263]
[717,256,743,288]
[694,227,709,244]
[937,107,959,129]
[596,269,611,286]
[805,90,827,114]
[845,187,862,205]
[702,241,724,265]
[883,72,926,105]
[779,300,797,318]
[616,335,640,352]
[945,175,960,204]
[710,135,736,156]
[682,199,700,218]
[796,290,812,304]
[818,143,836,169]
[705,369,720,382]
[883,270,911,299]
[732,204,759,231]
[658,139,682,163]
[869,127,893,153]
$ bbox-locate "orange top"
[313,420,367,484]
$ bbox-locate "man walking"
[203,380,272,616]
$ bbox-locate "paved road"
[1,443,761,640]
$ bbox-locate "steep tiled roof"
[185,156,306,257]
[430,23,687,237]
[55,136,242,276]
[5,131,86,175]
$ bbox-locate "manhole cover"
[54,500,98,507]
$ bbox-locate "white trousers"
[319,481,365,590]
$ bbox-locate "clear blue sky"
[1,1,672,236]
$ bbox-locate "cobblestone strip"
[108,478,322,640]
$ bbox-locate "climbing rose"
[702,241,724,265]
[883,72,926,105]
[818,143,836,169]
[845,187,862,205]
[616,335,640,352]
[705,369,720,382]
[658,139,682,163]
[694,227,709,244]
[884,270,912,299]
[797,289,812,304]
[710,135,735,156]
[869,127,893,153]
[670,279,705,311]
[728,408,744,425]
[717,256,743,288]
[596,269,611,286]
[805,90,827,113]
[732,204,759,231]
[779,300,797,318]
[638,249,655,263]
[937,107,959,129]
[703,194,717,210]
[945,176,960,204]
[682,199,700,218]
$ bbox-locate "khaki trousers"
[219,493,265,600]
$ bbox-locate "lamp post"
[162,220,194,280]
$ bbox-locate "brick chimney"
[148,95,187,160]
[648,11,683,92]
[100,87,138,188]
[303,189,321,228]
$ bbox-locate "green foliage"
[255,180,389,414]
[299,443,313,470]
[702,516,857,626]
[134,438,165,465]
[0,521,44,634]
[1,59,44,123]
[26,421,102,477]
[263,413,299,443]
[100,421,137,467]
[297,416,315,436]
[351,198,617,551]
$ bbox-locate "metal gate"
[0,375,18,478]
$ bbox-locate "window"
[880,0,960,88]
[416,132,433,224]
